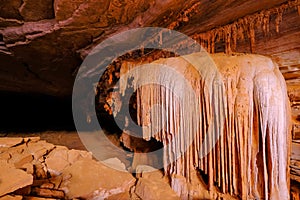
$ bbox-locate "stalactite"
[118,52,290,199]
[210,31,216,54]
[224,25,232,54]
[275,7,284,33]
[237,19,245,41]
[231,23,237,52]
[193,0,300,54]
[262,11,270,36]
[248,20,256,53]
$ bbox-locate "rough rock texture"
[118,52,290,199]
[0,0,298,96]
[0,137,139,199]
[0,162,33,197]
[0,0,299,198]
[60,158,135,199]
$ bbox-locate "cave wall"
[0,0,296,96]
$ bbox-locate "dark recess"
[0,92,75,132]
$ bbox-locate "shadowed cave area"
[0,92,75,133]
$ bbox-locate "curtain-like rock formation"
[119,52,290,199]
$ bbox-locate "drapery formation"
[192,0,300,54]
[119,52,290,199]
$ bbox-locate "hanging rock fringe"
[119,52,290,199]
[193,0,300,54]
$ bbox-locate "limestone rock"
[27,140,55,160]
[45,146,92,176]
[23,197,57,200]
[0,137,23,148]
[31,188,64,199]
[135,165,163,180]
[102,157,127,171]
[19,0,54,21]
[105,191,131,200]
[120,52,290,199]
[44,146,70,176]
[0,0,295,97]
[135,178,180,200]
[0,195,23,200]
[0,161,33,197]
[59,158,136,199]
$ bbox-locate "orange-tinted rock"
[19,0,54,21]
[135,178,180,200]
[0,161,33,196]
[59,158,136,199]
[0,195,23,200]
[0,137,23,148]
[45,146,92,176]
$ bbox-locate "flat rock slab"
[0,138,23,148]
[135,178,180,200]
[0,162,33,197]
[59,158,136,199]
[0,195,23,200]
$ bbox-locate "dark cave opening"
[0,92,76,133]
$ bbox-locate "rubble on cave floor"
[0,137,180,200]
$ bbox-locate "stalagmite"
[118,52,290,199]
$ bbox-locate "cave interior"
[0,0,300,199]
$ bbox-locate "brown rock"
[59,158,136,199]
[135,178,180,200]
[18,0,54,21]
[24,137,40,143]
[0,151,11,161]
[53,0,110,25]
[0,161,33,196]
[45,146,92,176]
[40,182,55,189]
[102,157,127,171]
[131,153,161,171]
[32,179,50,187]
[44,146,69,176]
[14,185,31,195]
[135,165,163,180]
[27,140,55,160]
[0,137,23,148]
[67,149,92,164]
[105,191,131,200]
[23,197,57,200]
[31,187,65,199]
[13,154,33,169]
[33,161,48,179]
[20,162,34,174]
[0,0,23,19]
[0,195,23,200]
[49,176,63,189]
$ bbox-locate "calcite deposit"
[117,52,290,199]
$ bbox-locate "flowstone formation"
[111,52,290,199]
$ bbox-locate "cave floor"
[1,131,300,199]
[0,131,86,150]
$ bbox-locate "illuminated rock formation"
[119,52,290,199]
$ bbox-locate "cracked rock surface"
[0,0,291,96]
[0,137,181,200]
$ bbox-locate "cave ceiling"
[0,0,298,96]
